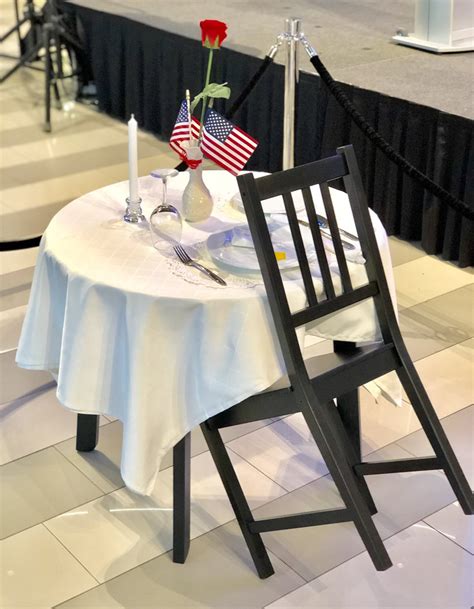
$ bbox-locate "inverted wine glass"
[149,168,182,249]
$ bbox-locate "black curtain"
[68,5,473,267]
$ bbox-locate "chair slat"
[301,187,336,300]
[282,192,318,307]
[319,183,353,293]
[292,282,379,327]
[255,155,348,200]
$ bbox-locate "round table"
[17,170,398,495]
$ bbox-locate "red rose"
[200,19,227,49]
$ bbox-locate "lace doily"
[162,240,263,289]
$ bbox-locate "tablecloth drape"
[17,171,399,494]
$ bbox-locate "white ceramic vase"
[181,145,213,222]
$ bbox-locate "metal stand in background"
[270,17,305,170]
[282,18,300,170]
[0,0,43,81]
[0,0,84,132]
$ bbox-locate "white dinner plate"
[230,190,306,215]
[206,225,304,272]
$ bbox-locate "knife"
[316,214,359,242]
[297,219,356,251]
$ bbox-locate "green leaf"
[190,82,231,111]
[205,83,231,98]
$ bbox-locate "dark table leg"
[334,341,361,457]
[173,432,191,563]
[76,414,100,452]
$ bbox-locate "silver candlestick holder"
[124,197,145,223]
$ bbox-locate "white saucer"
[206,225,302,273]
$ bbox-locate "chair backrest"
[237,145,398,388]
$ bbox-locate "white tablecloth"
[17,170,399,495]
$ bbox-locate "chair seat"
[265,342,388,394]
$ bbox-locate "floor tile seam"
[0,112,109,138]
[0,418,114,468]
[51,444,109,495]
[412,337,474,363]
[420,517,474,556]
[51,418,282,491]
[42,484,462,599]
[28,434,286,545]
[362,400,474,458]
[266,495,463,587]
[0,477,125,543]
[0,156,150,196]
[221,418,279,446]
[222,423,451,518]
[412,336,474,364]
[0,147,165,188]
[46,489,463,608]
[392,401,474,458]
[2,410,468,558]
[397,282,474,314]
[47,516,306,608]
[187,419,283,470]
[394,254,474,273]
[44,402,471,532]
[390,252,425,269]
[0,454,113,543]
[0,379,56,408]
[1,198,69,223]
[225,445,293,495]
[0,121,113,148]
[41,522,102,587]
[3,410,463,545]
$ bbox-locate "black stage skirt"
[66,5,473,266]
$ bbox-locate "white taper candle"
[128,114,139,202]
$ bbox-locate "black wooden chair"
[200,145,473,579]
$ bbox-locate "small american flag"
[169,100,201,156]
[201,108,258,176]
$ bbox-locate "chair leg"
[397,360,474,515]
[200,422,275,579]
[302,399,392,571]
[327,400,378,516]
[173,433,191,563]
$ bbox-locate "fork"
[173,244,227,286]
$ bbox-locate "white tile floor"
[1,7,473,606]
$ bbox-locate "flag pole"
[185,89,192,142]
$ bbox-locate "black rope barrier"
[309,54,474,221]
[174,54,275,172]
[0,235,42,251]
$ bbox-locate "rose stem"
[198,48,214,141]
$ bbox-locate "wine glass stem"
[162,177,168,206]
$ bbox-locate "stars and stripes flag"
[169,100,201,156]
[201,108,258,176]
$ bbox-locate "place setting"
[139,163,365,290]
